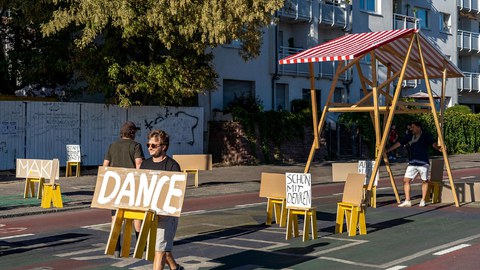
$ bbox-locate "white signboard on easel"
[66,144,81,162]
[286,173,311,208]
[358,160,379,186]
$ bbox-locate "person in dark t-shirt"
[103,121,144,257]
[140,130,183,270]
[386,121,443,208]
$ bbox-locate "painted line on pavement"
[318,256,381,268]
[0,233,34,240]
[385,266,407,270]
[433,244,471,255]
[380,233,480,268]
[460,176,475,179]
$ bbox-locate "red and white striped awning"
[279,28,463,80]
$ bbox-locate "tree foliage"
[41,0,284,106]
[0,0,76,95]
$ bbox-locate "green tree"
[0,0,76,95]
[42,0,284,106]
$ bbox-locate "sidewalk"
[1,153,480,219]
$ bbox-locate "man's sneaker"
[398,200,411,207]
[419,200,426,207]
[173,264,185,270]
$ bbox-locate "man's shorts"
[404,164,430,181]
[156,216,179,252]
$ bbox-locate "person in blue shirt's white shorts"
[386,121,443,207]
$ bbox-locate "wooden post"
[416,35,459,207]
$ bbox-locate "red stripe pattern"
[279,29,463,79]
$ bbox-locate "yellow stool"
[24,177,45,199]
[66,161,81,177]
[183,169,199,187]
[266,197,287,227]
[425,181,442,203]
[285,207,318,241]
[41,183,63,208]
[106,208,158,260]
[335,202,367,237]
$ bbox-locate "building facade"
[199,0,480,120]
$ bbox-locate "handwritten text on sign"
[91,166,187,217]
[16,159,60,180]
[358,160,379,186]
[66,144,81,162]
[286,173,311,208]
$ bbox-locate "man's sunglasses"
[146,143,164,149]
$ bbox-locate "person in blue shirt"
[386,121,443,207]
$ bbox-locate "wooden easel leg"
[335,204,344,234]
[134,211,153,259]
[280,199,287,227]
[121,219,133,258]
[358,209,367,235]
[348,208,359,237]
[147,215,158,261]
[106,209,125,255]
[303,211,310,242]
[52,185,63,208]
[286,209,293,240]
[37,178,45,199]
[266,198,274,225]
[311,210,318,240]
[24,179,34,198]
[41,185,52,208]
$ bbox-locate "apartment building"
[200,0,480,118]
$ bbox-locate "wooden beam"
[309,62,319,149]
[416,34,459,207]
[365,33,416,197]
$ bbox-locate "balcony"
[457,30,480,52]
[393,13,420,30]
[278,0,312,22]
[278,46,351,80]
[458,72,480,92]
[319,1,351,30]
[458,0,480,13]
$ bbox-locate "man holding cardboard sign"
[103,121,145,256]
[140,130,184,270]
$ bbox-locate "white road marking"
[309,238,368,256]
[81,223,110,229]
[318,256,381,268]
[380,233,480,268]
[0,233,34,240]
[460,176,475,179]
[385,266,407,270]
[56,245,105,257]
[433,244,471,255]
[234,203,265,209]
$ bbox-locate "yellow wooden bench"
[172,154,212,187]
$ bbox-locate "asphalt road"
[1,167,480,269]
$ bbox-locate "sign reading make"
[91,166,187,217]
[286,173,311,208]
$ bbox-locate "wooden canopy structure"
[279,28,464,207]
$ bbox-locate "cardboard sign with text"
[259,172,286,198]
[286,173,311,208]
[66,144,81,162]
[91,166,187,217]
[16,159,60,180]
[358,160,379,186]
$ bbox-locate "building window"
[302,89,321,110]
[440,12,451,33]
[333,87,348,103]
[275,83,289,111]
[223,79,255,109]
[415,7,429,29]
[360,0,376,12]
